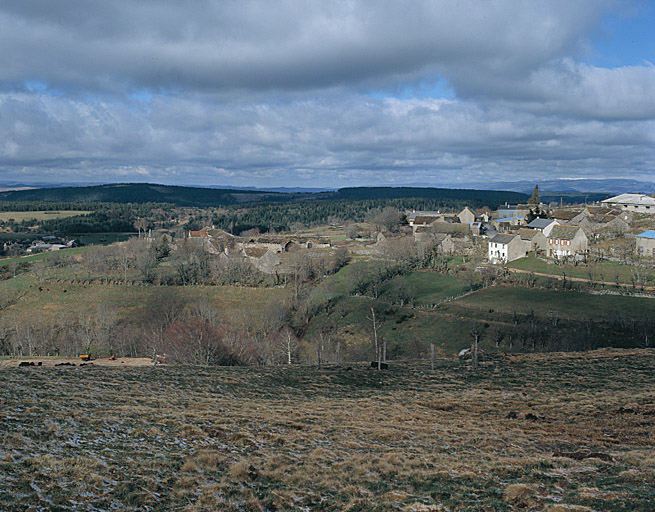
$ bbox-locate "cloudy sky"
[1,1,654,189]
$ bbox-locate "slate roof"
[408,211,441,221]
[602,194,655,206]
[518,228,542,240]
[551,210,578,221]
[413,215,439,225]
[527,218,556,229]
[549,225,579,240]
[489,233,519,244]
[243,247,267,258]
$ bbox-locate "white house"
[488,233,524,264]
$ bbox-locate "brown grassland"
[0,349,653,511]
[0,211,91,223]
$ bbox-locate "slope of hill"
[0,183,529,208]
[332,186,528,203]
[0,183,298,207]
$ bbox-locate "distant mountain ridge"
[485,178,654,195]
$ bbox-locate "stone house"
[457,207,475,224]
[241,247,282,273]
[551,209,579,224]
[547,225,588,260]
[526,218,559,237]
[636,231,655,258]
[407,211,442,228]
[488,233,524,264]
[602,193,655,214]
[518,228,547,253]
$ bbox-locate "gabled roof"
[551,210,578,221]
[413,215,439,225]
[602,194,655,206]
[586,206,615,216]
[636,230,655,239]
[527,218,556,229]
[496,215,524,223]
[489,233,519,244]
[243,247,267,258]
[408,211,441,221]
[518,228,542,241]
[549,225,580,240]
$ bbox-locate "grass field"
[305,264,655,359]
[379,271,470,306]
[0,247,88,267]
[507,255,648,286]
[0,278,287,320]
[1,349,653,511]
[0,210,91,222]
[446,285,655,322]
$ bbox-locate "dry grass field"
[0,210,91,222]
[1,349,653,511]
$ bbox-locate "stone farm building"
[518,228,547,253]
[636,231,655,258]
[547,225,588,260]
[488,233,524,264]
[602,193,655,214]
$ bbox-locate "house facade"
[518,228,547,253]
[407,211,441,228]
[457,207,475,224]
[488,233,524,264]
[547,225,588,259]
[636,231,655,257]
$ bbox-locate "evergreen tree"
[528,185,540,205]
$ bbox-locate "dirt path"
[507,267,655,291]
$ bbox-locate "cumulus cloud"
[0,1,613,93]
[0,0,653,186]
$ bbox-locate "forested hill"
[0,183,300,207]
[331,187,528,203]
[0,182,528,207]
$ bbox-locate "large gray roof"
[527,218,556,229]
[489,233,518,244]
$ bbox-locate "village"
[148,192,655,280]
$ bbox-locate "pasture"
[0,210,91,222]
[0,350,653,511]
[507,255,648,287]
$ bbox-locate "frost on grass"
[0,349,654,511]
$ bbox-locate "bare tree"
[134,218,149,239]
[367,306,384,368]
[470,326,482,371]
[370,207,404,232]
[344,223,359,240]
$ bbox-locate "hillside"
[0,183,299,207]
[0,182,528,208]
[332,186,528,204]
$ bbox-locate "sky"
[1,1,654,190]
